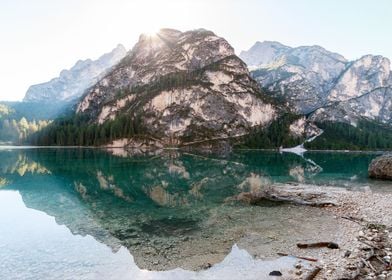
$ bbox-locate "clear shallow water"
[0,148,390,279]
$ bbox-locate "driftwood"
[341,215,365,224]
[358,239,382,250]
[303,266,322,280]
[277,253,318,262]
[261,193,337,207]
[233,190,337,207]
[360,257,376,272]
[374,254,387,265]
[297,242,339,249]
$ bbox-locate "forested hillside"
[236,114,305,149]
[0,103,53,144]
[304,120,392,150]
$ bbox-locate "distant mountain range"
[240,41,392,125]
[0,44,127,144]
[24,44,127,103]
[4,29,392,150]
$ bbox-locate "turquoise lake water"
[0,148,390,279]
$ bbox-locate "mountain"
[239,41,291,68]
[23,44,127,103]
[37,28,279,148]
[240,41,348,114]
[240,41,392,125]
[0,45,127,145]
[31,32,392,150]
[310,55,392,124]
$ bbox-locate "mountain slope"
[240,41,348,114]
[33,29,279,147]
[241,41,392,126]
[311,55,392,124]
[23,44,127,103]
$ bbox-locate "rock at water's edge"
[368,154,392,180]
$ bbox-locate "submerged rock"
[368,154,392,180]
[230,183,339,207]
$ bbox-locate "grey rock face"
[241,41,392,125]
[240,41,347,114]
[369,154,392,180]
[23,44,127,103]
[311,55,392,124]
[78,29,278,146]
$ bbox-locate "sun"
[143,27,161,38]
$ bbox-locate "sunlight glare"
[143,28,160,38]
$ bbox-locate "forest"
[0,104,50,144]
[28,113,146,146]
[236,113,305,149]
[304,120,392,150]
[29,110,392,150]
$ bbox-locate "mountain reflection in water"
[0,148,384,279]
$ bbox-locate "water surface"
[0,148,390,279]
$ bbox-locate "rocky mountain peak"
[76,29,277,147]
[327,54,391,103]
[239,41,290,67]
[126,28,235,78]
[354,55,390,79]
[77,29,239,113]
[241,41,349,114]
[242,39,392,125]
[23,44,127,103]
[101,44,127,62]
[310,53,392,125]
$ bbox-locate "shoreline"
[236,184,392,279]
[122,183,392,279]
[0,145,390,154]
[318,187,392,279]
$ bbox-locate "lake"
[0,148,389,279]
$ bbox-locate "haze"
[1,0,391,101]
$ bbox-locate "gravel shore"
[124,183,392,279]
[275,185,392,279]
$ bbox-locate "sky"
[1,0,391,101]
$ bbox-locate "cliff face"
[241,41,392,125]
[240,41,348,114]
[23,44,127,103]
[77,29,278,146]
[311,55,392,125]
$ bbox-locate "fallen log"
[297,242,339,249]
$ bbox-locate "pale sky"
[1,0,391,101]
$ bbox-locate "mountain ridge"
[31,28,285,148]
[23,44,127,103]
[26,31,392,150]
[240,41,392,125]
